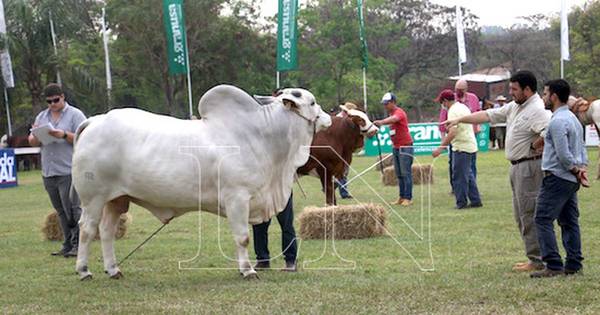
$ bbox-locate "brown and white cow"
[297,106,378,205]
[0,134,40,171]
[569,97,600,179]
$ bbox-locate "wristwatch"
[62,130,68,139]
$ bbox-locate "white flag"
[456,6,467,64]
[101,7,112,91]
[561,0,570,61]
[0,0,14,88]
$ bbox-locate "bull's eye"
[311,101,315,106]
[292,90,302,98]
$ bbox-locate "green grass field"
[1,149,599,314]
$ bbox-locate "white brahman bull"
[72,85,331,280]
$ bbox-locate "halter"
[292,110,319,135]
[359,121,375,134]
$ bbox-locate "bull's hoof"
[109,271,124,279]
[243,272,260,280]
[80,273,93,281]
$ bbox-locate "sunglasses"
[46,97,61,104]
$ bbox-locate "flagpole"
[276,71,280,89]
[560,0,569,79]
[49,11,61,85]
[459,61,462,77]
[561,59,564,79]
[3,88,11,136]
[185,40,193,119]
[362,68,367,110]
[101,7,112,109]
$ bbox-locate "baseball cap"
[380,92,396,105]
[435,89,455,103]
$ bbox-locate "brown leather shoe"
[513,262,544,272]
[391,198,404,205]
[530,268,564,278]
[400,199,413,207]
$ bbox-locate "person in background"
[28,83,86,258]
[454,79,481,178]
[433,90,482,209]
[443,70,551,272]
[493,95,508,150]
[333,102,360,199]
[374,93,414,206]
[530,79,589,278]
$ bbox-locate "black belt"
[510,155,542,165]
[544,171,553,177]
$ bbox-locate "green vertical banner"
[357,0,368,69]
[163,0,188,75]
[277,0,299,71]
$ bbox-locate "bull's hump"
[198,85,262,119]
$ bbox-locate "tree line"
[1,0,598,135]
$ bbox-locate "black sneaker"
[564,268,583,276]
[254,261,271,270]
[281,261,297,272]
[63,248,78,258]
[530,268,564,278]
[468,203,483,208]
[51,248,70,256]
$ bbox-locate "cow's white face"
[279,88,332,132]
[0,134,7,148]
[342,107,379,137]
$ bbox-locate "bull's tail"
[74,116,100,148]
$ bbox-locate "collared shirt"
[542,105,588,183]
[448,102,477,153]
[486,93,551,161]
[439,91,480,133]
[34,103,87,177]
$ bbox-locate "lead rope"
[118,223,168,266]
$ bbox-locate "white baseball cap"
[380,92,396,105]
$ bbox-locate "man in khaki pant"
[444,71,551,271]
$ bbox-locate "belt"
[510,155,542,165]
[544,171,553,177]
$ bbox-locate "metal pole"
[101,7,112,109]
[276,71,280,89]
[4,88,11,136]
[49,11,61,85]
[184,28,193,119]
[561,59,564,79]
[459,61,462,77]
[362,67,368,112]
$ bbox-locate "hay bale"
[412,164,434,185]
[381,164,433,186]
[382,166,397,186]
[42,211,131,241]
[375,154,394,171]
[298,204,387,240]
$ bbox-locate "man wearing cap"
[433,90,482,209]
[444,70,552,272]
[28,83,87,258]
[374,93,414,206]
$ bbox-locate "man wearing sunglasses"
[28,83,86,258]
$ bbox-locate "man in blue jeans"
[433,90,482,209]
[530,79,589,278]
[252,193,297,272]
[374,92,414,206]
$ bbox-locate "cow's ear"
[350,115,366,127]
[283,98,299,110]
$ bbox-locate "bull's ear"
[283,98,299,110]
